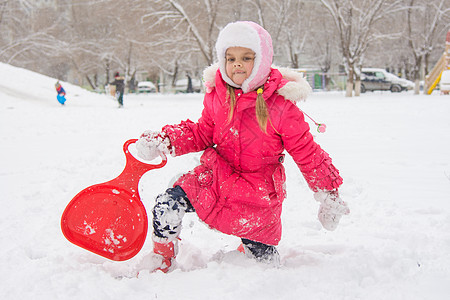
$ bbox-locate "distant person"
[186,74,194,93]
[111,72,125,107]
[55,81,66,105]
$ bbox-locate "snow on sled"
[61,139,167,261]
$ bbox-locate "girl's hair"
[227,85,269,132]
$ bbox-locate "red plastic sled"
[61,139,167,261]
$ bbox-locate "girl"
[136,21,349,273]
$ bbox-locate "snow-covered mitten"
[135,130,172,161]
[314,190,350,231]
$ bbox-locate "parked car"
[360,68,414,93]
[439,70,450,95]
[137,81,156,93]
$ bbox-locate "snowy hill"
[1,62,450,300]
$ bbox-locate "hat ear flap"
[241,22,273,93]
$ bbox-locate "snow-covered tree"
[320,0,404,97]
[276,0,311,69]
[1,0,449,94]
[141,0,222,65]
[405,0,450,94]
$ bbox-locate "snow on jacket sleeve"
[161,94,215,156]
[278,101,343,192]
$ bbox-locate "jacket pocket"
[272,164,286,200]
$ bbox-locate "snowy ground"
[1,62,450,300]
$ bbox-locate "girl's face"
[225,47,255,86]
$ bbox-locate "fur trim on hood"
[276,67,312,102]
[202,64,312,103]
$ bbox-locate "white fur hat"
[215,21,273,93]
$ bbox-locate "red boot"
[237,243,245,254]
[153,240,177,273]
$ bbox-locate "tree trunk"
[85,74,96,90]
[414,79,420,95]
[354,79,361,96]
[171,61,179,88]
[346,68,354,97]
[346,81,353,97]
[105,60,111,87]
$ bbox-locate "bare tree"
[0,1,64,73]
[141,0,222,66]
[406,0,450,94]
[274,0,310,68]
[0,0,9,27]
[320,0,404,97]
[1,0,449,94]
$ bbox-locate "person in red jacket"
[135,21,349,273]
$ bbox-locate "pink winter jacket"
[162,66,343,245]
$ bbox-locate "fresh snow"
[1,62,450,300]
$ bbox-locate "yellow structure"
[425,30,450,95]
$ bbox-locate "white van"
[137,81,156,93]
[440,70,450,95]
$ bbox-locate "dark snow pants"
[116,91,124,106]
[152,186,278,261]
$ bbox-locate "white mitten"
[135,130,171,161]
[314,190,350,231]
